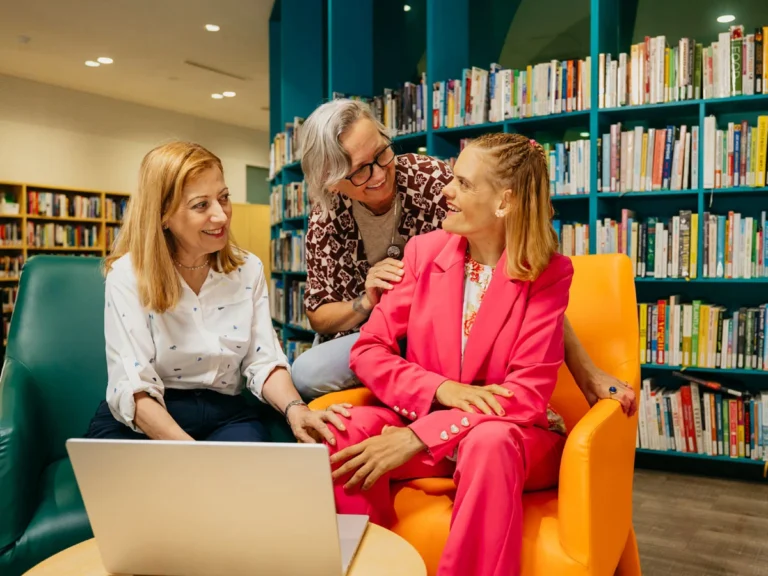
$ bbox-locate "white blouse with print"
[104,251,290,431]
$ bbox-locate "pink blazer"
[349,229,574,464]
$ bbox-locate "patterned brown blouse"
[304,153,454,342]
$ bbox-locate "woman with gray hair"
[291,98,637,418]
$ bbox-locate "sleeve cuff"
[108,382,165,433]
[247,360,292,402]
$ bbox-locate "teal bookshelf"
[269,0,768,473]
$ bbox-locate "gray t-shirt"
[352,199,398,265]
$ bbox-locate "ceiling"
[0,0,274,131]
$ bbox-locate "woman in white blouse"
[85,141,348,444]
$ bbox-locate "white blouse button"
[440,431,449,441]
[409,411,416,419]
[461,417,470,427]
[450,424,459,434]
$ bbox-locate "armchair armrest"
[307,387,378,411]
[557,360,639,574]
[0,359,45,552]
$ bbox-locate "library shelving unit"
[269,0,768,478]
[0,181,126,346]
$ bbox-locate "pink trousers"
[326,406,565,576]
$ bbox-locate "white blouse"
[104,251,290,431]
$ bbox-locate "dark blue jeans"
[85,388,269,442]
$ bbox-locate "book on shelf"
[270,277,285,323]
[269,117,305,179]
[598,124,698,193]
[702,115,768,189]
[104,197,127,221]
[270,229,306,274]
[544,139,590,196]
[27,191,101,219]
[284,181,309,219]
[285,339,312,364]
[596,210,698,278]
[702,210,767,278]
[0,221,22,246]
[639,296,767,371]
[1,286,18,313]
[270,184,283,225]
[432,58,591,128]
[25,222,100,248]
[287,280,310,330]
[105,226,121,250]
[333,76,428,136]
[637,377,767,461]
[599,24,768,108]
[0,256,23,278]
[553,220,589,256]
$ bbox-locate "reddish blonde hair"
[105,141,244,312]
[469,132,558,282]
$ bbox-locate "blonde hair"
[105,141,244,312]
[469,133,558,282]
[299,99,391,217]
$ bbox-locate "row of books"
[271,230,306,273]
[637,374,767,461]
[0,222,22,246]
[702,211,768,279]
[0,256,23,278]
[639,298,768,371]
[553,221,589,257]
[105,226,121,250]
[544,139,591,196]
[270,278,285,323]
[1,286,18,313]
[269,117,305,179]
[105,197,127,221]
[285,339,312,363]
[598,124,698,193]
[271,181,311,225]
[596,210,699,278]
[26,223,100,248]
[287,280,310,330]
[27,191,101,219]
[702,116,768,189]
[432,58,591,129]
[599,25,768,108]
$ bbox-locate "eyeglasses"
[345,143,395,186]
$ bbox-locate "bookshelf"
[0,181,127,346]
[269,0,768,476]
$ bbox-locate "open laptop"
[66,439,369,576]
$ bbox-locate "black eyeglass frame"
[344,142,396,186]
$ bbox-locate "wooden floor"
[634,469,768,576]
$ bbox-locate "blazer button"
[461,417,470,427]
[394,406,400,412]
[450,424,459,434]
[440,431,449,441]
[409,411,416,419]
[401,408,408,416]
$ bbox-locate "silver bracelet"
[283,399,307,419]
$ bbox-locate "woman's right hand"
[364,258,405,307]
[435,380,514,416]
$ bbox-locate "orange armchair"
[309,254,642,576]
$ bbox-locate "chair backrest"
[6,256,108,464]
[550,254,639,432]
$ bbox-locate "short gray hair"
[299,99,391,217]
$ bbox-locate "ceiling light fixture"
[211,93,224,99]
[222,91,236,97]
[97,57,113,64]
[717,14,736,23]
[580,131,590,138]
[205,24,221,32]
[85,60,100,67]
[404,4,411,11]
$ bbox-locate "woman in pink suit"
[328,132,572,576]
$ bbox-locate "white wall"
[0,74,269,203]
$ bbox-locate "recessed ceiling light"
[404,4,411,11]
[580,132,590,138]
[717,14,735,23]
[222,91,236,98]
[97,57,113,64]
[205,24,220,32]
[85,60,100,67]
[211,93,224,99]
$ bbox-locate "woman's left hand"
[288,403,353,446]
[585,368,637,417]
[330,425,425,491]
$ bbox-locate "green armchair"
[0,256,294,575]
